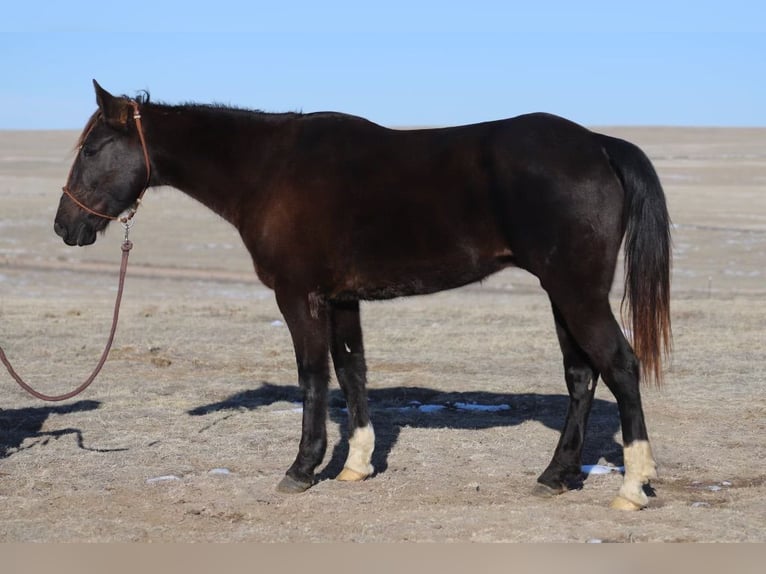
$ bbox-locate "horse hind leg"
[329,300,375,482]
[547,293,657,510]
[535,301,599,495]
[611,440,657,510]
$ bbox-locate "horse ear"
[92,79,130,130]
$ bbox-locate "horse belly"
[333,247,515,301]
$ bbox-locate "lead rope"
[1,99,149,401]
[0,223,134,402]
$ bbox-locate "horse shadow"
[0,400,113,459]
[188,383,623,484]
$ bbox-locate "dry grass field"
[0,125,764,542]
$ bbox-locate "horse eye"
[81,145,96,158]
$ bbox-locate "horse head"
[54,80,151,246]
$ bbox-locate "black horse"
[54,81,671,509]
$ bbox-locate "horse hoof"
[276,474,313,494]
[532,482,565,498]
[610,495,645,511]
[337,467,369,482]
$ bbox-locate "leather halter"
[61,100,152,223]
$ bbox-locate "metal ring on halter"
[121,216,134,242]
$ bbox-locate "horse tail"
[599,134,672,386]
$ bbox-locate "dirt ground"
[0,125,764,542]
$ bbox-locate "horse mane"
[74,90,361,151]
[175,101,303,122]
[134,90,151,105]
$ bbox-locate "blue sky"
[2,1,764,129]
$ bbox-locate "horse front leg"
[275,289,331,493]
[329,300,375,482]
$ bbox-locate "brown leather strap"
[131,101,152,205]
[61,185,124,221]
[0,239,133,402]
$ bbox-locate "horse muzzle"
[54,220,98,246]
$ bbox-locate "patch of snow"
[453,402,510,413]
[146,475,181,484]
[417,404,446,413]
[581,465,624,475]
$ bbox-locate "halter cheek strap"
[62,100,152,223]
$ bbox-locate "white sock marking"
[344,423,375,476]
[618,440,657,507]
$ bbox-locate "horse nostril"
[54,221,67,240]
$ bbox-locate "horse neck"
[143,104,289,225]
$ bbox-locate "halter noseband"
[62,100,152,224]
